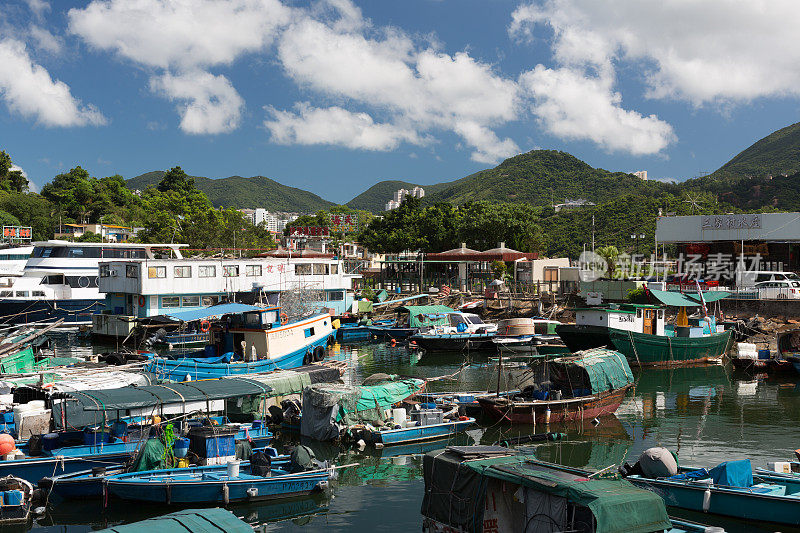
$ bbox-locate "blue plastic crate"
[4,490,23,506]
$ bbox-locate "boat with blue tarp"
[144,305,336,380]
[623,453,800,526]
[96,507,253,533]
[421,445,715,533]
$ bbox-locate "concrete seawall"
[718,298,800,319]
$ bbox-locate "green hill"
[712,122,800,179]
[346,180,421,213]
[127,172,335,212]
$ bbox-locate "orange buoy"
[390,339,396,346]
[200,320,211,332]
[0,433,15,455]
[280,312,289,325]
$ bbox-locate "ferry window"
[42,274,65,285]
[223,265,239,277]
[15,291,28,297]
[328,291,344,301]
[161,296,180,308]
[295,264,312,275]
[313,263,328,275]
[246,313,261,326]
[174,266,192,278]
[201,295,220,306]
[262,310,278,324]
[0,291,10,297]
[126,265,138,278]
[304,327,315,338]
[32,291,45,297]
[637,309,642,318]
[330,263,338,275]
[148,266,166,279]
[99,265,111,277]
[246,265,262,276]
[181,295,200,307]
[68,247,101,258]
[199,265,216,278]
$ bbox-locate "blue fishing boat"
[625,458,800,526]
[368,306,455,341]
[106,463,333,504]
[41,447,288,499]
[336,322,374,342]
[96,508,253,533]
[144,306,336,380]
[370,417,475,446]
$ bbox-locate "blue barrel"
[2,412,13,424]
[4,490,22,506]
[111,421,128,437]
[83,428,110,446]
[42,433,60,451]
[173,437,189,458]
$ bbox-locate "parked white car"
[754,280,800,299]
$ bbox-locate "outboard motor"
[636,447,679,479]
[250,450,271,477]
[289,445,317,473]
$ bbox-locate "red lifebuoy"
[280,312,288,325]
[200,320,211,333]
[138,295,146,307]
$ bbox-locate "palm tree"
[596,245,620,278]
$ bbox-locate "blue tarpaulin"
[163,303,263,322]
[710,459,752,488]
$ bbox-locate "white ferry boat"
[93,255,359,338]
[0,241,183,325]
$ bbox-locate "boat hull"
[411,333,496,352]
[106,467,329,504]
[627,475,800,526]
[337,325,373,342]
[0,451,135,484]
[556,324,612,352]
[371,418,475,446]
[477,386,631,424]
[368,326,418,340]
[608,328,732,367]
[0,298,102,325]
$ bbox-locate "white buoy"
[702,488,711,512]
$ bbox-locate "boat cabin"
[574,303,666,336]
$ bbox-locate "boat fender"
[313,346,325,362]
[200,320,211,333]
[702,488,711,512]
[458,416,469,421]
[222,483,229,504]
[327,334,335,346]
[247,487,258,499]
[303,351,313,365]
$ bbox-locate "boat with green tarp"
[368,305,454,340]
[421,446,711,533]
[477,347,634,424]
[96,508,253,533]
[558,290,733,367]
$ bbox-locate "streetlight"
[631,233,646,254]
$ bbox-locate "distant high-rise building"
[633,170,648,180]
[386,186,425,210]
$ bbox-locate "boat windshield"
[465,315,484,325]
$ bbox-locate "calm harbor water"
[24,334,800,532]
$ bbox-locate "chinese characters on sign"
[330,213,358,233]
[701,214,761,230]
[2,226,32,241]
[290,226,330,237]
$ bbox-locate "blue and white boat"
[144,305,336,380]
[40,447,287,499]
[106,462,333,504]
[336,322,378,342]
[370,417,475,446]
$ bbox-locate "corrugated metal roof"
[163,303,265,322]
[649,289,730,307]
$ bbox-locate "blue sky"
[1,0,799,203]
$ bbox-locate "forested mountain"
[345,180,422,213]
[127,172,334,212]
[711,122,800,179]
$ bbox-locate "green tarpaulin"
[396,305,453,328]
[97,508,252,533]
[649,289,730,307]
[551,348,633,394]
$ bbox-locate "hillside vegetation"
[127,171,334,212]
[711,122,800,179]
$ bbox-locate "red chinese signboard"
[3,226,32,240]
[330,213,358,233]
[290,226,330,237]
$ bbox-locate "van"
[736,270,800,288]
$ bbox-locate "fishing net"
[132,438,167,472]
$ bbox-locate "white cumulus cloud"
[510,0,800,106]
[150,71,244,135]
[0,38,106,127]
[264,103,423,151]
[519,66,675,155]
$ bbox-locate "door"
[643,309,656,334]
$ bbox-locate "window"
[99,265,111,277]
[161,296,180,308]
[201,295,220,306]
[174,266,192,278]
[32,291,45,297]
[246,265,262,276]
[148,266,166,279]
[313,263,328,275]
[328,290,344,301]
[0,291,11,297]
[126,265,138,278]
[181,295,200,307]
[246,313,261,326]
[304,327,315,338]
[330,263,338,274]
[199,265,216,278]
[295,264,312,275]
[15,291,28,297]
[263,310,278,324]
[223,265,239,277]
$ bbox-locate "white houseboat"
[93,255,359,338]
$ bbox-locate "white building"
[386,186,425,211]
[633,170,648,180]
